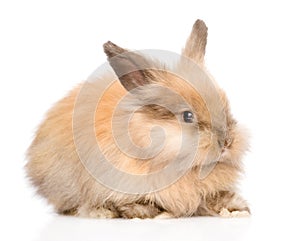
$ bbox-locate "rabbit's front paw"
[154,211,174,219]
[203,191,250,217]
[219,207,250,218]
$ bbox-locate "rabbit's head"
[102,20,249,177]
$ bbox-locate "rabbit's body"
[26,20,250,218]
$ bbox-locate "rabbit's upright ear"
[103,41,153,91]
[182,19,208,65]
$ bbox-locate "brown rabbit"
[26,20,250,218]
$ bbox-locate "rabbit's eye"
[183,111,194,123]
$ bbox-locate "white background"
[1,0,300,240]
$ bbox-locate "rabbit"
[26,19,250,218]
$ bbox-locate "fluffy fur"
[26,20,250,218]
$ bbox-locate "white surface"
[1,0,300,240]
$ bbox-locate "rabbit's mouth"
[198,149,231,179]
[218,148,241,166]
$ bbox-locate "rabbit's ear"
[182,19,208,65]
[103,41,153,91]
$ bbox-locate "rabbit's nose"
[224,137,233,148]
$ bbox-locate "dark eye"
[183,111,194,123]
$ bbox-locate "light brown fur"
[26,20,249,218]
